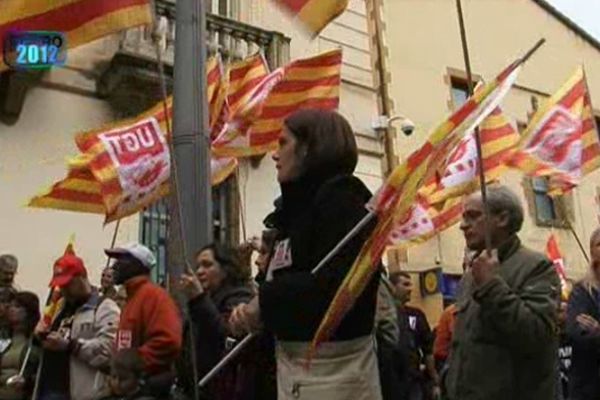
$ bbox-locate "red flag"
[546,233,569,299]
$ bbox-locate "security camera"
[400,119,415,136]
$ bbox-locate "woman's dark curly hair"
[12,291,40,337]
[197,243,251,287]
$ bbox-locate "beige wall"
[384,0,600,323]
[0,86,139,301]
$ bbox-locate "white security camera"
[399,119,415,136]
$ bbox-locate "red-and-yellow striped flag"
[28,168,105,215]
[421,106,520,204]
[509,66,600,195]
[227,53,270,116]
[272,0,349,35]
[41,234,75,329]
[213,49,342,157]
[1,0,152,71]
[309,58,523,357]
[207,55,228,139]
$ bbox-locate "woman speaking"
[230,109,382,400]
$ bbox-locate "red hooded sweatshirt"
[117,276,182,375]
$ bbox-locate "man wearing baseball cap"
[35,252,120,400]
[105,242,182,397]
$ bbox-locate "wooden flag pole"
[104,219,121,269]
[455,2,544,252]
[455,0,493,252]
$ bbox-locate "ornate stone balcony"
[97,0,290,117]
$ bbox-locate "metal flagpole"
[198,211,377,387]
[168,0,212,279]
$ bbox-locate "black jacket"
[566,282,600,400]
[259,173,380,342]
[180,283,254,400]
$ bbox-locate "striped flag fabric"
[41,234,75,329]
[309,58,523,357]
[421,106,520,204]
[207,55,228,139]
[213,49,342,157]
[227,53,270,116]
[272,0,349,35]
[1,0,152,71]
[509,66,600,195]
[387,196,464,247]
[28,168,105,215]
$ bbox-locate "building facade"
[381,0,600,322]
[0,0,386,299]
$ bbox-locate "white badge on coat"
[409,315,417,331]
[266,239,293,281]
[117,329,132,350]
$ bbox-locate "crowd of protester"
[2,110,600,399]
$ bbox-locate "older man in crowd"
[445,185,560,400]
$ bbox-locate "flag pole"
[455,0,492,252]
[104,219,121,269]
[456,1,545,254]
[198,210,377,387]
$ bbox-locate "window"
[532,177,557,224]
[206,0,235,17]
[450,77,470,108]
[139,181,236,284]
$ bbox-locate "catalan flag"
[421,106,520,204]
[510,66,600,195]
[41,235,75,329]
[272,0,349,35]
[1,0,152,71]
[207,55,228,139]
[28,168,105,215]
[213,49,342,157]
[309,58,523,358]
[227,53,270,116]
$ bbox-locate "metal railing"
[119,0,290,69]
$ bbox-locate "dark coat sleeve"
[566,283,600,348]
[473,258,559,352]
[188,288,254,376]
[259,177,377,339]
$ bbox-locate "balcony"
[97,0,290,117]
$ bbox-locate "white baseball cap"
[105,242,157,269]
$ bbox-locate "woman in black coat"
[566,228,600,400]
[179,243,255,400]
[230,109,382,400]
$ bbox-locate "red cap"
[49,254,87,288]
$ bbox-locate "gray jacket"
[34,291,120,400]
[445,237,560,400]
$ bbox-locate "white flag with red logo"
[510,66,600,195]
[77,116,171,222]
[421,106,519,204]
